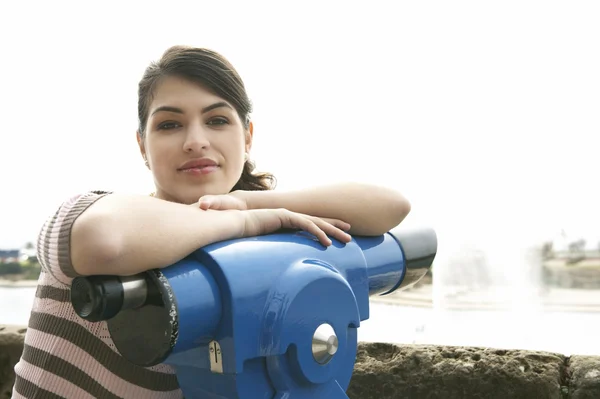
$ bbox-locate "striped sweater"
[12,191,183,399]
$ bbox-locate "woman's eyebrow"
[201,101,233,114]
[150,102,233,117]
[151,105,183,116]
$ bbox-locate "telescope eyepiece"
[71,275,125,322]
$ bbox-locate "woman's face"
[138,75,252,204]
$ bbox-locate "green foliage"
[0,262,22,275]
[0,259,41,280]
[21,260,42,280]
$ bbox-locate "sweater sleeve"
[36,190,113,285]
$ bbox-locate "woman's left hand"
[198,191,352,237]
[198,192,248,211]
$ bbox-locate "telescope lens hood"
[388,227,437,291]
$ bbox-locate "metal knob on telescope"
[71,274,149,322]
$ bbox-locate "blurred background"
[1,1,599,356]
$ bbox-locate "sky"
[1,1,599,270]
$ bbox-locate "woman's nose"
[183,125,210,152]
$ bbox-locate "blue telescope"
[71,227,437,399]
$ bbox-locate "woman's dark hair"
[137,45,275,191]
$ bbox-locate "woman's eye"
[207,117,229,126]
[158,121,181,130]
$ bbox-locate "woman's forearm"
[243,182,411,236]
[71,194,245,276]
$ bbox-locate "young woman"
[12,45,411,398]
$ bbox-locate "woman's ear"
[245,121,254,154]
[136,131,145,156]
[136,131,148,167]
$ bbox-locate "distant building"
[0,243,38,264]
[543,241,600,267]
[0,249,20,264]
[19,245,38,261]
[542,230,600,266]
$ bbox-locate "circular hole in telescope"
[71,278,94,317]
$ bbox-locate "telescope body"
[71,227,437,399]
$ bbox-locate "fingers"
[313,218,352,244]
[276,210,328,246]
[198,195,215,210]
[302,220,334,247]
[320,218,351,232]
[199,195,228,210]
[282,211,352,247]
[199,195,247,211]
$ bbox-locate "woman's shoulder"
[36,190,116,282]
[64,190,114,203]
[41,189,115,236]
[60,190,118,208]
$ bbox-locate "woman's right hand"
[241,208,352,247]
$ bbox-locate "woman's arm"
[64,193,350,277]
[241,182,411,236]
[71,193,246,276]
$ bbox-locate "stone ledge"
[0,325,27,398]
[348,343,600,399]
[1,325,599,398]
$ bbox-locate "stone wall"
[0,326,25,399]
[2,325,599,398]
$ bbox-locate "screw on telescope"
[311,323,339,365]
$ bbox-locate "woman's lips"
[179,165,219,175]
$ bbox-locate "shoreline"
[3,279,600,314]
[0,279,38,288]
[371,283,600,313]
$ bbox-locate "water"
[3,286,600,356]
[2,286,36,326]
[423,238,600,355]
[360,301,600,356]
